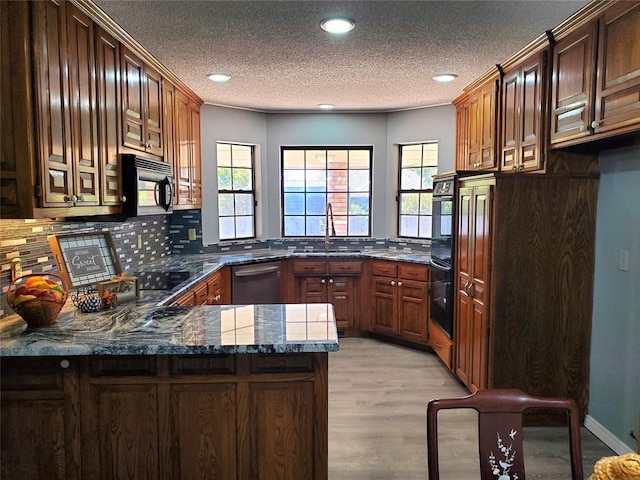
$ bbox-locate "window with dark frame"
[281,146,372,237]
[217,143,256,240]
[398,142,439,239]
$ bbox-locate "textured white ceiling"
[94,0,590,112]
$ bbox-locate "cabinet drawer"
[371,261,397,277]
[193,282,208,305]
[170,355,235,375]
[172,290,196,306]
[292,260,327,275]
[428,321,452,369]
[399,263,429,282]
[0,357,66,391]
[328,261,362,275]
[90,356,157,377]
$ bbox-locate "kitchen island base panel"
[1,353,328,480]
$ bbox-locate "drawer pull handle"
[60,359,70,369]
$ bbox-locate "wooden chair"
[426,389,584,479]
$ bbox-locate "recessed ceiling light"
[432,74,458,83]
[320,18,355,34]
[208,73,231,83]
[318,104,335,110]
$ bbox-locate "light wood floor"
[328,337,614,479]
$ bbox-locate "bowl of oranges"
[6,273,68,327]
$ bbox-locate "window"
[398,142,438,238]
[281,147,372,237]
[217,143,255,240]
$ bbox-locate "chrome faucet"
[325,202,336,249]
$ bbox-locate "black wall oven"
[430,173,456,338]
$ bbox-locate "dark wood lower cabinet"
[371,261,430,345]
[1,353,328,480]
[0,357,81,480]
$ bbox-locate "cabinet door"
[371,275,397,335]
[468,185,492,392]
[145,65,163,157]
[163,81,176,168]
[174,90,192,206]
[329,277,354,329]
[455,98,469,171]
[166,383,237,479]
[455,186,475,389]
[501,68,520,171]
[467,92,481,168]
[468,81,498,171]
[188,100,202,207]
[67,4,99,205]
[0,358,81,480]
[95,26,122,205]
[33,0,73,206]
[550,21,597,144]
[120,46,145,152]
[397,280,428,344]
[84,384,160,479]
[300,277,327,303]
[594,2,640,134]
[502,52,546,172]
[245,382,316,479]
[518,52,546,172]
[479,80,498,170]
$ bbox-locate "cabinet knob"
[60,359,70,369]
[591,120,599,129]
[398,281,403,286]
[512,164,517,171]
[391,280,396,286]
[121,195,127,202]
[321,279,326,284]
[77,195,85,202]
[329,278,334,284]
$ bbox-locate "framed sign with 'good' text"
[48,232,122,288]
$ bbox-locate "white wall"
[200,105,267,245]
[386,105,456,236]
[200,105,456,242]
[589,145,640,452]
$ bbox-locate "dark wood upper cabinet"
[454,72,499,172]
[67,3,99,206]
[550,21,597,144]
[95,26,122,206]
[33,0,73,207]
[120,45,164,159]
[551,1,640,147]
[500,49,547,173]
[454,95,469,171]
[174,90,202,208]
[594,2,640,135]
[468,79,499,171]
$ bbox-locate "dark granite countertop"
[0,301,338,356]
[0,248,428,357]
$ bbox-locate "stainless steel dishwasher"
[231,261,282,304]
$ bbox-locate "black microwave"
[121,154,173,216]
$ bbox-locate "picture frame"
[48,232,122,289]
[97,276,139,304]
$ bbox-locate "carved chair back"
[426,389,584,479]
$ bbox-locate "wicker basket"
[6,273,68,328]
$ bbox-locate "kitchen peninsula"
[0,299,338,479]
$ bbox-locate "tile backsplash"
[0,216,171,318]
